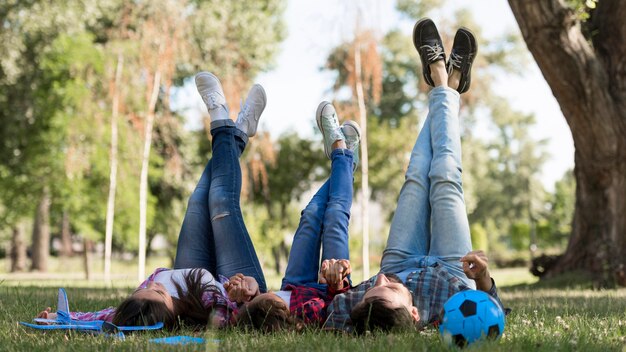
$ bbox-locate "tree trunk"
[104,53,123,283]
[83,237,94,281]
[10,222,27,272]
[138,68,161,282]
[354,39,371,279]
[31,187,50,272]
[508,0,626,286]
[60,210,73,257]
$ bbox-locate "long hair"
[113,268,230,330]
[172,268,232,329]
[235,296,301,333]
[112,294,177,329]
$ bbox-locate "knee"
[429,155,462,185]
[325,201,350,218]
[187,188,209,212]
[301,202,324,223]
[208,189,232,221]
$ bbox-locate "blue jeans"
[381,86,474,288]
[174,120,267,292]
[281,149,354,292]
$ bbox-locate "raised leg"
[427,86,473,277]
[209,121,267,292]
[174,159,217,272]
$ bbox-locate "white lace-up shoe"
[195,72,229,121]
[341,120,361,171]
[316,101,345,159]
[236,84,266,137]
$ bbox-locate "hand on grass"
[224,273,260,303]
[318,259,351,290]
[35,307,57,324]
[460,250,493,291]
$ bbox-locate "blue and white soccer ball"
[439,290,505,348]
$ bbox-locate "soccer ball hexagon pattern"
[439,290,505,348]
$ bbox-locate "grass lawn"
[1,266,626,351]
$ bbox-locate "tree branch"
[507,0,619,159]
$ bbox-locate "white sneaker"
[316,101,345,159]
[236,84,266,137]
[195,72,229,121]
[341,121,361,171]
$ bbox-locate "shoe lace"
[420,43,444,62]
[238,100,250,121]
[449,52,463,69]
[204,92,222,109]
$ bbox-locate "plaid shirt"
[323,262,503,333]
[284,279,350,326]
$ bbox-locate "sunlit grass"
[2,261,626,351]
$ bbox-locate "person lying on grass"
[324,18,505,334]
[37,71,269,330]
[227,101,361,332]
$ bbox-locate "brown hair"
[350,296,416,334]
[113,268,230,330]
[112,295,177,329]
[235,295,300,333]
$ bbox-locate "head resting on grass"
[113,268,232,330]
[235,293,302,333]
[350,273,419,334]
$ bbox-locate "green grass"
[1,266,626,351]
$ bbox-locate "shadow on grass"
[506,270,596,290]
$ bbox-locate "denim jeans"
[281,149,354,292]
[381,86,474,288]
[174,120,267,292]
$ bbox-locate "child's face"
[132,282,175,313]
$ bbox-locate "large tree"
[508,0,626,286]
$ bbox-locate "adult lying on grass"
[228,101,361,332]
[37,71,269,330]
[324,18,505,334]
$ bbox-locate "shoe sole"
[342,121,361,171]
[251,83,267,107]
[454,27,477,94]
[342,120,361,142]
[316,101,334,159]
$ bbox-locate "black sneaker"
[447,27,477,94]
[413,18,446,87]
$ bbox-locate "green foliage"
[510,222,531,251]
[395,0,445,20]
[0,0,288,263]
[470,223,489,252]
[181,0,286,83]
[566,0,598,21]
[539,170,575,250]
[244,132,328,271]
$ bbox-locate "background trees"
[0,0,287,276]
[0,0,581,286]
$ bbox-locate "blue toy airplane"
[20,288,163,339]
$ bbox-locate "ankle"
[430,61,448,87]
[448,69,462,91]
[332,140,346,150]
